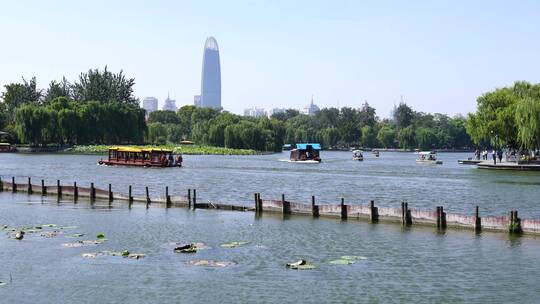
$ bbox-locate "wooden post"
[311,195,319,217]
[27,177,32,194]
[41,179,46,195]
[404,202,411,225]
[74,182,78,201]
[254,193,259,212]
[340,197,347,220]
[145,186,150,208]
[474,206,481,232]
[0,177,3,192]
[57,180,62,197]
[440,206,446,229]
[12,177,16,193]
[282,194,290,214]
[370,200,378,222]
[108,184,113,202]
[90,183,95,200]
[258,193,263,213]
[193,189,197,209]
[128,185,133,203]
[166,186,171,207]
[188,189,192,209]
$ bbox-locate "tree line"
[466,81,540,151]
[0,67,145,146]
[146,102,471,151]
[1,66,474,151]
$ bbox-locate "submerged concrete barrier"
[1,176,539,236]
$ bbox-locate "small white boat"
[352,150,363,161]
[372,150,380,157]
[416,151,443,165]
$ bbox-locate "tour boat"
[352,150,363,161]
[416,151,443,165]
[98,147,182,167]
[285,143,322,163]
[0,143,16,153]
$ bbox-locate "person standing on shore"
[498,149,503,163]
[492,149,497,164]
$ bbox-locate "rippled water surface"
[1,151,540,217]
[1,193,540,303]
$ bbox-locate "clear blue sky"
[1,0,539,117]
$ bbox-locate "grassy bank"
[64,145,258,155]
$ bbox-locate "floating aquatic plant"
[220,241,249,248]
[286,259,316,270]
[96,233,105,239]
[328,256,367,265]
[65,233,85,238]
[174,244,197,253]
[187,260,235,268]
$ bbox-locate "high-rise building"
[142,97,158,117]
[193,95,201,107]
[199,36,221,109]
[244,107,267,118]
[302,95,320,116]
[162,93,177,111]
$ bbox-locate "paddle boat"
[98,147,182,167]
[284,143,322,163]
[416,151,443,165]
[352,150,363,161]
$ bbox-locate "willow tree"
[515,97,540,150]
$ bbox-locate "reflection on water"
[1,193,540,303]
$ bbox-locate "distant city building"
[162,93,177,111]
[302,95,320,116]
[268,108,286,117]
[194,95,201,107]
[244,107,267,118]
[198,36,221,109]
[142,97,158,117]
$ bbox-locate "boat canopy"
[296,143,321,150]
[419,151,436,155]
[352,149,362,153]
[0,143,10,146]
[109,147,173,153]
[283,144,292,148]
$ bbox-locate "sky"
[1,0,540,117]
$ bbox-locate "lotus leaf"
[220,241,249,248]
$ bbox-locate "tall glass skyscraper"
[200,36,221,109]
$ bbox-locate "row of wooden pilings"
[1,177,524,235]
[254,193,523,235]
[0,176,200,210]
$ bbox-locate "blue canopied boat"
[288,143,322,163]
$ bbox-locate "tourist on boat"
[168,154,174,167]
[175,155,183,167]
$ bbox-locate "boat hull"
[416,160,443,165]
[98,160,180,167]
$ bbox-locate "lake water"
[1,152,540,303]
[1,151,540,217]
